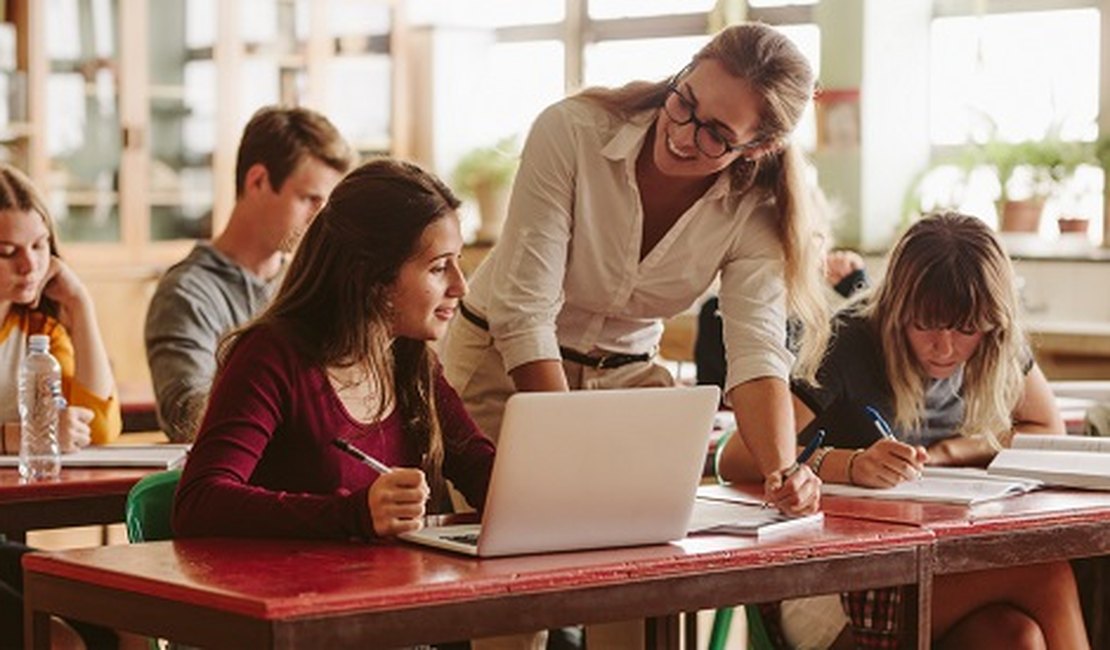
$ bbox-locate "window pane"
[584,36,710,88]
[46,0,121,243]
[325,55,391,152]
[775,24,819,151]
[407,0,563,27]
[150,0,215,241]
[186,0,216,48]
[749,0,818,6]
[467,40,564,149]
[329,0,390,37]
[588,0,715,19]
[930,9,1099,145]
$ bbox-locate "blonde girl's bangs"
[901,266,1003,334]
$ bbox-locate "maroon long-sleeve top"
[173,326,495,540]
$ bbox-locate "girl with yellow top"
[0,164,120,451]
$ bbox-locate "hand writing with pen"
[332,439,430,536]
[847,406,927,488]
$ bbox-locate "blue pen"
[864,406,896,439]
[782,428,826,479]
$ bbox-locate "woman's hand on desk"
[764,464,821,515]
[368,467,431,537]
[849,439,927,488]
[58,406,93,453]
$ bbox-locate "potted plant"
[452,137,519,244]
[975,137,1090,232]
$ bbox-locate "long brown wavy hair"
[862,212,1025,441]
[577,22,830,380]
[221,158,462,503]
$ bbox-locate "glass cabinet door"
[240,0,309,127]
[45,0,122,243]
[324,0,393,157]
[148,0,217,241]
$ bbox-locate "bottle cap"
[27,334,50,353]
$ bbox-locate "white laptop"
[401,385,719,557]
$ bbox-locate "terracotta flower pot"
[998,198,1045,233]
[1057,217,1090,235]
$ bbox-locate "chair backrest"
[125,469,182,542]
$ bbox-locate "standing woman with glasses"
[443,22,829,519]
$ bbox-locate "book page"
[988,448,1110,490]
[821,475,1035,505]
[1011,433,1110,453]
[696,484,764,506]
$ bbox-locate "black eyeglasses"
[662,73,766,159]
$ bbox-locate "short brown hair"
[234,106,355,196]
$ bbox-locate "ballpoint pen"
[331,438,392,475]
[782,428,827,479]
[864,405,896,439]
[763,429,826,509]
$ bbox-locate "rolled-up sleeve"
[486,103,578,372]
[718,208,793,392]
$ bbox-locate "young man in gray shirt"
[145,106,355,442]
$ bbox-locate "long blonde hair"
[863,212,1025,440]
[578,23,829,379]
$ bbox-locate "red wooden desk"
[119,382,158,433]
[824,490,1110,646]
[24,517,933,650]
[0,468,150,542]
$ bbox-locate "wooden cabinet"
[5,0,406,265]
[0,0,407,387]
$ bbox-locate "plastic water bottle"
[18,334,62,481]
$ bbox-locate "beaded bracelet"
[846,449,865,486]
[806,446,834,478]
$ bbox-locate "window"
[926,5,1103,247]
[417,2,822,210]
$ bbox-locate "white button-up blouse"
[463,96,793,393]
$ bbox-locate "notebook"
[0,444,190,469]
[400,385,720,557]
[688,490,825,538]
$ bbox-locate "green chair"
[125,469,182,543]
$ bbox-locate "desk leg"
[907,545,934,650]
[645,614,680,650]
[683,611,698,650]
[24,606,51,650]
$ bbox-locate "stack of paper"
[0,444,189,469]
[988,434,1110,490]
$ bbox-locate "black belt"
[458,302,653,370]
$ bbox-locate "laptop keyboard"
[444,533,480,546]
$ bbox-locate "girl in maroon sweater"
[173,159,495,540]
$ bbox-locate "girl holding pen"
[718,212,1086,649]
[173,159,495,541]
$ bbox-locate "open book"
[820,467,1042,505]
[0,444,189,469]
[689,485,824,537]
[987,433,1110,490]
